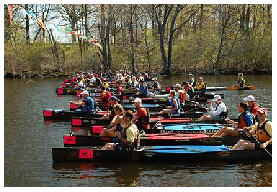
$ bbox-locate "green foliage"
[4,4,272,76]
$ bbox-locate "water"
[4,75,272,187]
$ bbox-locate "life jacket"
[178,91,187,103]
[100,91,112,107]
[238,77,245,87]
[256,120,271,143]
[121,124,140,148]
[237,111,252,129]
[116,123,123,134]
[153,82,159,89]
[169,98,181,114]
[136,108,150,131]
[117,85,123,94]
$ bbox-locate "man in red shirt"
[100,86,112,108]
[116,80,123,100]
[244,95,260,122]
[133,98,150,131]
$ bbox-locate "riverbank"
[4,70,272,79]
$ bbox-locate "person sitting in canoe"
[116,80,123,100]
[70,90,95,113]
[174,84,187,105]
[133,98,150,131]
[73,77,85,90]
[195,77,206,93]
[198,95,228,121]
[100,86,112,109]
[182,81,194,99]
[100,104,125,137]
[231,108,272,153]
[152,77,161,93]
[238,73,246,88]
[243,95,260,123]
[101,110,140,150]
[102,96,120,121]
[159,90,181,115]
[188,73,196,88]
[212,102,254,137]
[136,80,149,97]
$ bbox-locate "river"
[4,75,272,187]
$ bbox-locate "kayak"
[206,85,256,91]
[52,145,271,162]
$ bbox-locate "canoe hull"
[52,147,271,163]
[63,135,239,147]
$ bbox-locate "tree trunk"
[167,5,181,75]
[106,6,112,71]
[130,5,136,73]
[143,22,151,72]
[100,4,107,72]
[25,4,30,43]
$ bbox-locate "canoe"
[43,109,109,120]
[44,107,204,120]
[63,133,212,147]
[146,123,224,134]
[206,85,256,91]
[121,103,164,111]
[83,123,223,135]
[63,133,241,147]
[71,116,193,127]
[52,145,271,162]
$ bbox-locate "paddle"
[242,129,272,157]
[146,146,204,152]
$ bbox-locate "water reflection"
[52,162,141,187]
[4,76,272,187]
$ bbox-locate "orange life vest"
[256,120,271,143]
[237,112,248,129]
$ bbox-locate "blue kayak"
[147,145,230,154]
[163,123,223,132]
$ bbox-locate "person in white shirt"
[198,95,228,121]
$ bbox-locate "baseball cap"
[81,90,89,95]
[111,96,119,101]
[243,95,255,102]
[134,98,142,103]
[213,95,221,101]
[175,84,181,88]
[258,108,267,114]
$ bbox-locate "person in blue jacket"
[70,90,95,113]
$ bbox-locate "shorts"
[210,114,224,121]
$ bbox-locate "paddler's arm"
[261,138,272,149]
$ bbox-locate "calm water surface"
[4,75,272,187]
